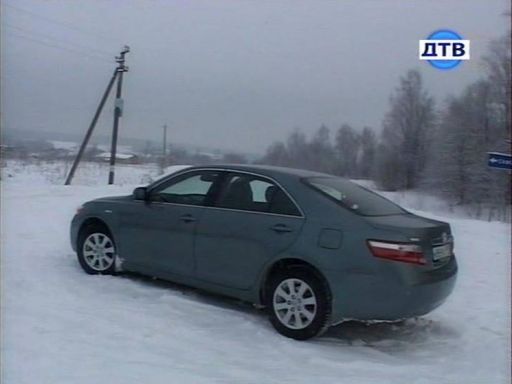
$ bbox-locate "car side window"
[149,171,219,206]
[215,173,301,216]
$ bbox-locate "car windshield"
[305,177,406,216]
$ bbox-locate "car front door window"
[150,171,219,206]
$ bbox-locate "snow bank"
[1,160,189,187]
[352,179,511,223]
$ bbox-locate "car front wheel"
[267,267,331,340]
[77,226,117,275]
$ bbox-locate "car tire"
[266,266,331,340]
[77,224,117,275]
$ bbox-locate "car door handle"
[180,214,197,223]
[271,224,293,233]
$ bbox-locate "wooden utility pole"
[64,69,118,185]
[65,46,130,186]
[108,46,130,185]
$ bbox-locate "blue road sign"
[488,152,512,170]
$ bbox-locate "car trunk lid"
[365,213,454,267]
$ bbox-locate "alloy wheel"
[272,278,317,330]
[82,233,115,272]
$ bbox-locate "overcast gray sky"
[1,0,509,153]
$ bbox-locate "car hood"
[89,195,133,204]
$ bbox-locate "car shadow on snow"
[117,271,265,316]
[318,317,461,357]
[115,271,460,352]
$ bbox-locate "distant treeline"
[258,33,511,218]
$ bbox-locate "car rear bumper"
[327,256,458,324]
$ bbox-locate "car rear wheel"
[267,266,331,340]
[77,225,116,275]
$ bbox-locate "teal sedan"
[71,165,457,340]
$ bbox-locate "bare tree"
[359,127,376,179]
[483,34,511,140]
[259,141,289,166]
[374,142,402,191]
[309,125,336,174]
[221,153,248,164]
[286,129,310,170]
[422,33,511,219]
[377,70,435,190]
[335,124,360,177]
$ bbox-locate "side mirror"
[133,187,148,201]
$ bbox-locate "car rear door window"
[215,173,301,216]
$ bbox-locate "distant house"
[0,144,29,159]
[95,152,139,164]
[0,144,11,154]
[48,140,78,152]
[96,144,133,154]
[196,151,223,161]
[43,140,78,159]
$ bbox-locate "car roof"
[184,164,334,180]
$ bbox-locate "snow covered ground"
[1,161,511,383]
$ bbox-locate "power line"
[3,30,114,64]
[3,23,114,57]
[3,2,122,44]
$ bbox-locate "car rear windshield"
[305,177,406,216]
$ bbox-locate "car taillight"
[367,240,426,265]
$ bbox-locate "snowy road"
[1,180,510,383]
